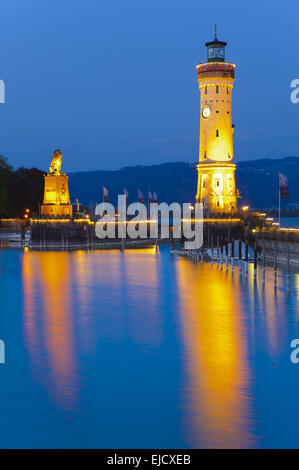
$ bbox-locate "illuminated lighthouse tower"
[196,28,238,213]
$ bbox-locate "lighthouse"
[196,27,238,213]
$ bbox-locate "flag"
[103,186,109,203]
[124,188,129,205]
[153,192,158,203]
[279,173,289,199]
[148,191,153,204]
[138,189,144,204]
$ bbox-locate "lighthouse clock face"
[202,106,211,119]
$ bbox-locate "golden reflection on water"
[22,247,291,446]
[23,251,78,412]
[22,247,161,411]
[176,259,256,448]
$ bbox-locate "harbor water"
[0,245,299,448]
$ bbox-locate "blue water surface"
[0,245,299,448]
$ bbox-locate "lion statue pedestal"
[41,149,73,218]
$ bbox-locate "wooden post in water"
[245,240,249,277]
[88,224,91,249]
[238,240,242,276]
[43,224,46,247]
[39,222,42,249]
[217,235,220,265]
[65,225,69,249]
[287,244,290,292]
[211,233,214,261]
[225,234,228,270]
[262,240,266,284]
[91,224,94,249]
[254,241,257,279]
[170,227,175,252]
[225,239,228,257]
[274,245,278,288]
[220,240,223,265]
[231,238,235,271]
[21,223,25,247]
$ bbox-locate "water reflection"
[22,247,161,415]
[20,247,297,448]
[176,259,256,448]
[122,249,162,349]
[23,251,79,412]
[255,267,287,361]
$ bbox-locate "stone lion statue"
[49,149,62,174]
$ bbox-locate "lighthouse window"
[202,180,206,189]
[227,87,229,94]
[217,201,220,207]
[216,179,220,187]
[216,110,219,113]
[216,129,219,137]
[216,85,219,94]
[205,86,207,94]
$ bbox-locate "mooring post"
[21,223,25,247]
[217,235,220,265]
[88,224,91,249]
[39,222,42,249]
[224,235,228,270]
[65,225,69,249]
[170,228,175,252]
[231,238,235,270]
[211,233,214,261]
[91,224,94,249]
[262,240,266,284]
[225,239,228,258]
[274,245,278,288]
[43,224,46,247]
[238,239,242,275]
[254,240,257,279]
[287,244,290,292]
[244,240,248,276]
[220,242,223,264]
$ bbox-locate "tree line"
[0,155,44,217]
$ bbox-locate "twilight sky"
[0,0,298,172]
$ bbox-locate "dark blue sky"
[0,0,298,172]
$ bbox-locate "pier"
[2,212,299,272]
